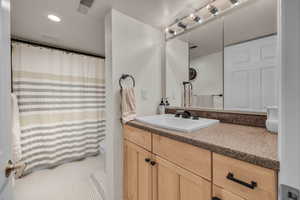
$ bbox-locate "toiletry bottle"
[158,98,165,114]
[165,98,170,107]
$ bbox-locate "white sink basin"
[135,114,219,133]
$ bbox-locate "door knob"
[5,160,25,178]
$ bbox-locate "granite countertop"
[127,121,279,171]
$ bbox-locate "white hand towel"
[11,93,26,178]
[121,88,136,123]
[11,93,22,162]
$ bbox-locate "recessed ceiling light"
[47,14,61,22]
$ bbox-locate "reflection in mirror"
[165,0,277,113]
[165,18,224,109]
[186,19,224,110]
[224,0,277,112]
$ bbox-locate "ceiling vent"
[78,0,94,14]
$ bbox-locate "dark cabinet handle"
[212,197,221,200]
[226,172,257,189]
[145,158,151,163]
[150,161,156,166]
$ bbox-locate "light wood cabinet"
[213,185,245,200]
[153,156,211,200]
[213,153,277,200]
[153,134,211,180]
[124,125,152,151]
[123,126,278,200]
[124,140,153,200]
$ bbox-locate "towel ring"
[119,74,135,89]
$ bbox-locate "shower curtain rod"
[11,38,105,59]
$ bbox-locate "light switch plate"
[141,89,148,101]
[281,184,300,200]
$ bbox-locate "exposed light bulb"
[195,16,202,23]
[189,13,202,24]
[230,0,240,6]
[207,4,219,16]
[167,29,176,35]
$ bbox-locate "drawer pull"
[212,197,221,200]
[226,172,257,189]
[150,161,157,166]
[145,158,151,163]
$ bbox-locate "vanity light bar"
[165,0,247,40]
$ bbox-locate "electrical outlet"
[281,184,300,200]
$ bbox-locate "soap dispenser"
[158,98,165,115]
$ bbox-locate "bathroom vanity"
[123,0,279,199]
[123,118,278,200]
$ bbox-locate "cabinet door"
[153,156,211,200]
[124,140,152,200]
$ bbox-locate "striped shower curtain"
[12,42,106,176]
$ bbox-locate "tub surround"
[127,120,279,170]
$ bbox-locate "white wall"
[165,39,189,107]
[279,0,300,194]
[190,52,223,96]
[105,9,163,200]
[0,0,11,199]
[190,52,223,109]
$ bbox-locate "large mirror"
[165,0,277,113]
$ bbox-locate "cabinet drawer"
[213,185,245,200]
[124,125,152,151]
[153,134,211,180]
[213,153,277,200]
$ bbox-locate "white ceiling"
[11,0,210,57]
[11,0,277,57]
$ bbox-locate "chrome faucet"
[175,110,199,120]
